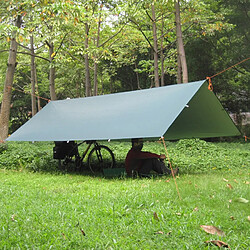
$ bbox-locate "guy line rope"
[159,57,250,199]
[206,57,250,91]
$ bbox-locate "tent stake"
[161,137,181,200]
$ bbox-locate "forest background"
[0,0,249,139]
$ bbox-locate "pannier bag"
[53,141,78,159]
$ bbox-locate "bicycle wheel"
[87,145,115,173]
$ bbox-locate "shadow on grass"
[30,158,216,181]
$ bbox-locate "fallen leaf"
[62,233,66,240]
[248,216,250,221]
[244,181,249,185]
[165,179,170,183]
[227,183,233,189]
[233,179,238,183]
[80,229,86,236]
[155,231,164,234]
[223,178,229,182]
[235,198,249,203]
[200,225,225,236]
[205,240,230,248]
[154,231,172,236]
[193,207,199,212]
[229,199,232,203]
[230,216,235,220]
[176,212,181,216]
[11,214,17,222]
[153,212,160,221]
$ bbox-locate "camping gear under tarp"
[6,80,240,142]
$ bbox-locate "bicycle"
[53,140,115,173]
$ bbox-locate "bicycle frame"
[54,140,115,172]
[78,141,95,162]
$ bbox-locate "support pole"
[161,137,181,200]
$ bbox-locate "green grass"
[0,139,249,248]
[0,170,249,249]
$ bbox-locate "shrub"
[169,139,249,173]
[0,142,57,172]
[0,139,249,174]
[0,142,8,153]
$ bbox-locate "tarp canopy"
[7,80,240,142]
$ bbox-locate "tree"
[151,3,160,87]
[1,0,247,136]
[30,34,37,116]
[0,14,22,141]
[38,1,71,100]
[185,0,249,115]
[175,0,188,83]
[84,21,91,97]
[61,0,129,96]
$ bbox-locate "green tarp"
[6,80,240,142]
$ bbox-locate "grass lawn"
[0,139,249,248]
[0,169,249,249]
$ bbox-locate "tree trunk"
[175,0,188,83]
[76,77,80,98]
[93,8,102,96]
[101,70,104,95]
[0,15,22,141]
[93,62,98,96]
[134,61,141,89]
[35,66,41,111]
[85,23,91,97]
[30,35,37,116]
[177,53,182,84]
[49,42,57,100]
[151,3,160,87]
[160,14,165,87]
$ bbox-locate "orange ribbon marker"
[206,77,213,91]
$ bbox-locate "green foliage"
[170,139,249,173]
[0,143,8,153]
[0,169,249,248]
[0,142,58,172]
[186,0,250,112]
[1,140,249,175]
[0,0,249,134]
